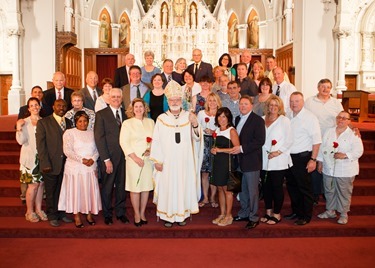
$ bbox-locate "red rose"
[205,117,210,123]
[212,132,217,139]
[199,100,205,106]
[271,140,277,146]
[333,142,339,148]
[146,137,152,143]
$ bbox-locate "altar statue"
[173,0,186,26]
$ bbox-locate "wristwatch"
[310,157,317,162]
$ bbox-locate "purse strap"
[228,132,232,172]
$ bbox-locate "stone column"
[361,31,373,70]
[111,24,119,48]
[334,29,350,96]
[7,7,25,114]
[284,4,293,43]
[237,24,248,49]
[64,0,73,32]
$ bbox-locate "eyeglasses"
[336,116,350,120]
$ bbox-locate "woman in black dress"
[210,107,240,226]
[143,73,169,121]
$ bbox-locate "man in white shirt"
[304,78,343,204]
[285,92,321,225]
[272,66,296,114]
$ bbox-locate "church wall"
[293,0,336,98]
[21,0,56,95]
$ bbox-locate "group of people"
[15,48,363,230]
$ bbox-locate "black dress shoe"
[233,216,248,222]
[117,215,130,224]
[140,219,148,225]
[61,216,73,223]
[284,213,298,220]
[104,217,113,225]
[245,220,259,229]
[294,219,308,226]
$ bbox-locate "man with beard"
[150,80,204,228]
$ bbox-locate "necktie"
[194,64,198,74]
[136,85,141,98]
[116,109,121,127]
[93,90,97,101]
[57,90,62,100]
[60,119,66,131]
[276,85,280,96]
[168,75,172,82]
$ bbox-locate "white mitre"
[164,80,184,99]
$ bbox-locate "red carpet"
[1,237,374,267]
[0,115,374,267]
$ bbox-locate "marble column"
[237,24,248,49]
[361,31,374,70]
[64,0,73,32]
[7,9,25,114]
[334,29,350,96]
[284,4,293,43]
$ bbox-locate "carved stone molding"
[333,28,351,38]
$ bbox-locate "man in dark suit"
[231,95,265,229]
[18,86,51,119]
[114,53,136,88]
[186,48,214,82]
[78,71,103,111]
[121,65,151,109]
[161,59,180,88]
[94,87,128,225]
[43,72,74,116]
[36,99,73,227]
[232,50,252,78]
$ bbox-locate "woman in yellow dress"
[120,98,155,227]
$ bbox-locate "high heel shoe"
[140,219,148,225]
[75,222,84,228]
[134,220,142,227]
[86,217,96,226]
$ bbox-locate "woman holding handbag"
[210,107,240,226]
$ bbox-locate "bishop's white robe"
[150,110,204,223]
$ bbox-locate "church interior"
[0,0,374,119]
[0,1,374,266]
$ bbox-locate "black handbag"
[227,144,242,192]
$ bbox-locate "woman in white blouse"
[16,97,46,223]
[317,111,363,224]
[260,95,293,225]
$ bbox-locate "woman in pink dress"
[58,111,101,228]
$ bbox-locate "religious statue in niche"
[203,0,218,13]
[173,0,186,26]
[228,16,238,48]
[99,14,110,48]
[119,16,129,47]
[190,5,197,29]
[141,0,154,13]
[161,3,168,28]
[248,16,259,48]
